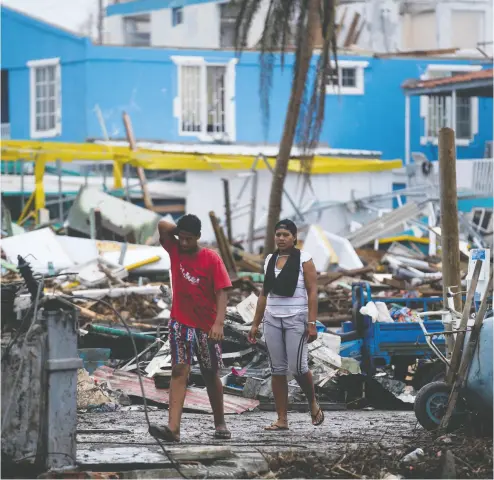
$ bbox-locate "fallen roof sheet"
[67,187,162,244]
[345,202,425,248]
[93,366,259,414]
[1,227,75,274]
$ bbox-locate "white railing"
[1,123,10,139]
[471,159,493,195]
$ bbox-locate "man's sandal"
[214,428,232,439]
[264,423,289,431]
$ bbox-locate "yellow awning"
[1,140,402,174]
[1,139,402,219]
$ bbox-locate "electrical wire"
[63,294,188,479]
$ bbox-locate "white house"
[105,0,493,56]
[105,0,270,49]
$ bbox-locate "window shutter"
[55,63,62,136]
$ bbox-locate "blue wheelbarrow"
[413,313,493,431]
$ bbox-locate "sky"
[1,0,100,37]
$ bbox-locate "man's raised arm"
[158,219,178,246]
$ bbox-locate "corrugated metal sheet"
[345,202,425,248]
[403,69,493,90]
[93,366,259,414]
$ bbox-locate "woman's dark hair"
[275,219,297,236]
[275,219,298,245]
[177,214,201,236]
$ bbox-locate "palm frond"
[297,0,338,184]
[235,0,338,156]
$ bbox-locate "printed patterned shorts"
[168,319,223,372]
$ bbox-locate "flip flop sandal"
[264,423,289,431]
[311,408,325,426]
[214,429,232,439]
[148,423,180,442]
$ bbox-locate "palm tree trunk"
[263,0,319,255]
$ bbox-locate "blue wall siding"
[84,48,492,160]
[1,7,88,142]
[85,59,176,140]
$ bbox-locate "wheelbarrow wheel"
[414,381,467,431]
[412,361,446,391]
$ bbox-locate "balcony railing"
[1,123,10,139]
[471,159,493,196]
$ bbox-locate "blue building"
[1,4,493,162]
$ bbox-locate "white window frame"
[172,56,237,142]
[28,57,62,139]
[420,64,481,147]
[325,60,369,96]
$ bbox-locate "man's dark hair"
[177,214,201,236]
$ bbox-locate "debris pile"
[1,200,491,414]
[264,430,493,479]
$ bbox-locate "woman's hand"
[307,323,318,343]
[248,324,259,344]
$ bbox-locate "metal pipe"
[405,94,410,165]
[416,317,450,366]
[57,159,63,223]
[20,159,25,212]
[125,164,131,202]
[248,169,258,253]
[261,155,305,222]
[88,324,156,342]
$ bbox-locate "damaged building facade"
[1,4,493,244]
[102,0,494,57]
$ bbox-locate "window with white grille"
[325,60,368,95]
[421,65,480,146]
[174,57,235,140]
[28,58,61,139]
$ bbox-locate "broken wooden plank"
[209,211,238,278]
[77,445,234,467]
[344,12,361,47]
[123,112,154,210]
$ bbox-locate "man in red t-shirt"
[148,214,232,442]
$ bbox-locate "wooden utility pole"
[438,128,462,312]
[98,0,104,44]
[122,112,154,211]
[222,179,233,244]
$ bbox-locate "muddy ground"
[4,410,491,478]
[75,410,492,478]
[77,409,419,451]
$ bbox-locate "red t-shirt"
[162,236,232,330]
